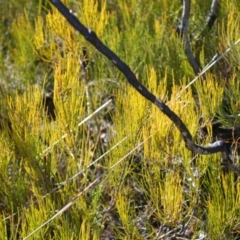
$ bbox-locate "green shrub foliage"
[0,0,240,239]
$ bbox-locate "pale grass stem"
[23,135,153,239]
[175,38,240,100]
[42,99,112,156]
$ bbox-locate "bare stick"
[50,0,240,174]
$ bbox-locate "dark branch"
[177,0,202,75]
[207,0,219,29]
[50,0,240,175]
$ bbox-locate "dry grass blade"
[42,99,112,156]
[176,38,240,99]
[23,135,152,239]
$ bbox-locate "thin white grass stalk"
[175,38,240,99]
[23,177,100,240]
[42,99,112,156]
[108,137,149,171]
[2,135,128,221]
[54,135,128,188]
[84,84,91,115]
[23,135,153,239]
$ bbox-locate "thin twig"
[23,134,152,239]
[42,99,112,156]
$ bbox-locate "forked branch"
[50,0,240,175]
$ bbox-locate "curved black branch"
[177,0,220,75]
[50,0,240,174]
